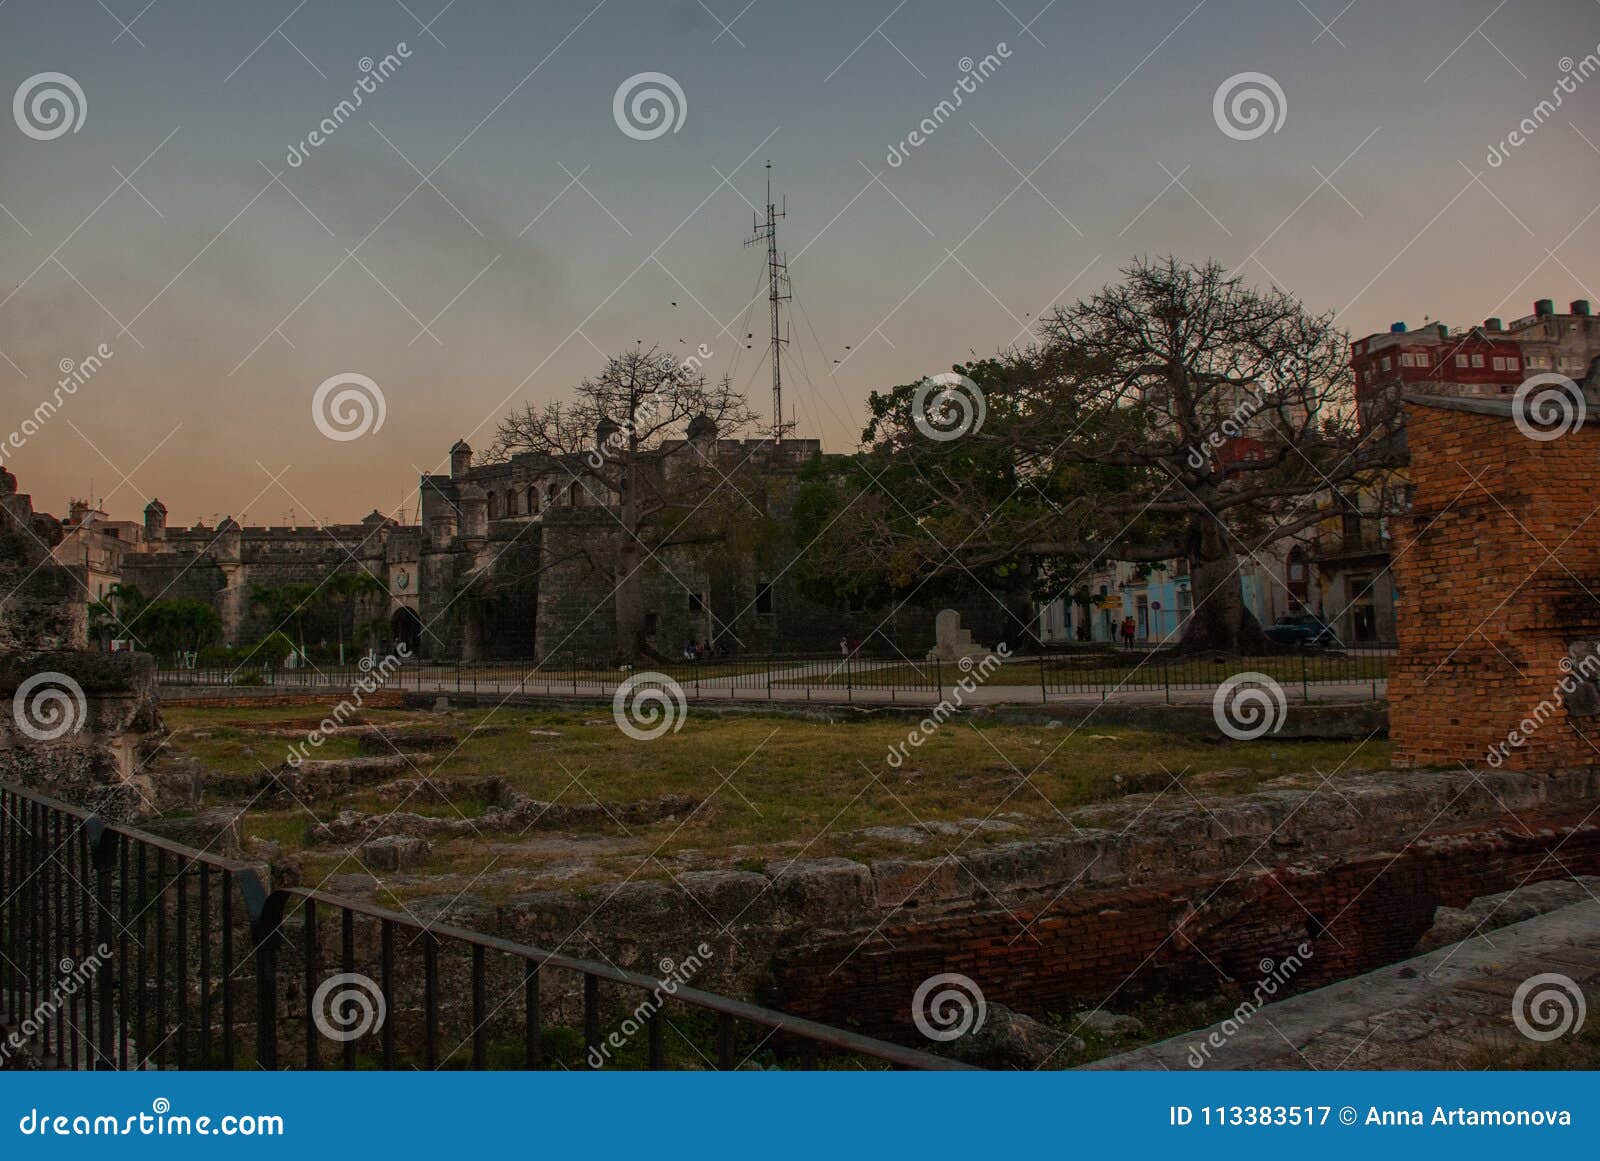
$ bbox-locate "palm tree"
[323,571,386,663]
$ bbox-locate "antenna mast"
[745,161,792,443]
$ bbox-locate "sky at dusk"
[3,0,1599,527]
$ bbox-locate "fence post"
[250,889,285,1071]
[846,652,853,704]
[1164,652,1171,705]
[86,819,116,1069]
[1301,651,1310,703]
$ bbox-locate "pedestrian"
[1120,615,1136,649]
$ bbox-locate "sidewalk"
[1086,895,1600,1070]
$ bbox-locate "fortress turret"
[144,498,167,543]
[450,438,472,480]
[458,483,487,540]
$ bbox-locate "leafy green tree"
[249,582,321,657]
[831,258,1401,652]
[138,599,223,660]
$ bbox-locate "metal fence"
[0,782,963,1071]
[153,645,1392,705]
[1039,645,1392,702]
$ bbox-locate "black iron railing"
[0,782,963,1071]
[1039,644,1393,702]
[151,645,1392,706]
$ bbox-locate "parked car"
[1263,613,1341,647]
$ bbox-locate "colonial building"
[63,425,1030,664]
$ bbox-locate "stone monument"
[927,608,989,662]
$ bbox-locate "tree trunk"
[613,543,646,663]
[1177,521,1269,654]
[612,451,648,663]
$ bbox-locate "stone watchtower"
[457,483,488,541]
[143,498,167,544]
[450,438,472,479]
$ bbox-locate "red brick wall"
[1388,401,1600,768]
[773,809,1600,1036]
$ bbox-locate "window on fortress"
[755,582,774,615]
[688,591,705,614]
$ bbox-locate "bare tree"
[842,258,1401,652]
[489,344,758,660]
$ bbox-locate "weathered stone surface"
[356,729,459,755]
[763,857,874,922]
[1415,875,1600,951]
[306,791,701,843]
[143,807,244,855]
[260,754,428,802]
[358,834,433,872]
[1075,1009,1144,1037]
[941,1002,1082,1069]
[0,650,165,817]
[1092,896,1600,1071]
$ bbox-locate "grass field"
[163,702,1391,895]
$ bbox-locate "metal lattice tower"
[745,161,792,443]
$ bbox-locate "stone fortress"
[52,425,1025,664]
